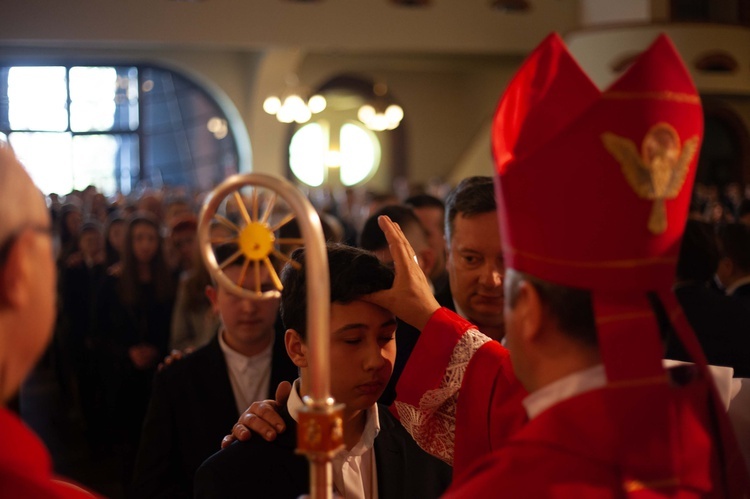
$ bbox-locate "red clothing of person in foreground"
[445,377,726,498]
[390,307,527,481]
[395,308,737,498]
[0,408,99,498]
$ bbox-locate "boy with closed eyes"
[194,243,451,499]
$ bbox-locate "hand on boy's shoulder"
[221,381,292,449]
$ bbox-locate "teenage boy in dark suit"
[131,245,297,499]
[194,244,451,499]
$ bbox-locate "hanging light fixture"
[263,74,327,124]
[357,82,404,132]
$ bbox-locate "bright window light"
[69,66,118,132]
[72,135,120,195]
[10,132,74,195]
[289,122,327,187]
[340,123,380,187]
[3,64,237,196]
[289,121,380,187]
[8,67,68,131]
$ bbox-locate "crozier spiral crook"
[198,173,342,499]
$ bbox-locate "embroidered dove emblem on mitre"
[602,123,699,235]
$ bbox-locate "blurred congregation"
[14,179,451,497]
[5,170,748,497]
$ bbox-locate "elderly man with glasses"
[0,143,98,498]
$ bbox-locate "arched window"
[285,74,406,190]
[0,64,239,196]
[289,120,381,188]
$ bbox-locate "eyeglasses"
[0,224,53,266]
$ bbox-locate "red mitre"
[493,33,750,496]
[493,32,701,294]
[493,33,702,383]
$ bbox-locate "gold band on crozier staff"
[602,91,700,105]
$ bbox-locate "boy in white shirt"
[194,243,451,499]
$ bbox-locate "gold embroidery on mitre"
[602,123,699,235]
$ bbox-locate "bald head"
[0,146,48,244]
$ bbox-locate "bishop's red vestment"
[0,407,99,498]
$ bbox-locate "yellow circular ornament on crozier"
[238,221,275,261]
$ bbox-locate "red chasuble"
[390,308,527,481]
[395,31,750,497]
[0,407,100,498]
[445,372,728,498]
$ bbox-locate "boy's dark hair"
[359,204,424,252]
[277,216,339,255]
[444,176,496,241]
[280,243,394,340]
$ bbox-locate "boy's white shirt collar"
[218,328,274,371]
[218,329,274,414]
[288,379,381,499]
[287,379,380,446]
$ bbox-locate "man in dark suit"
[667,220,750,377]
[439,177,504,341]
[130,246,298,499]
[195,244,451,498]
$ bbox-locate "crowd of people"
[2,32,750,499]
[16,165,750,498]
[15,173,459,497]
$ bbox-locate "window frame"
[0,62,240,196]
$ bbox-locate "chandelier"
[357,82,404,131]
[263,75,327,124]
